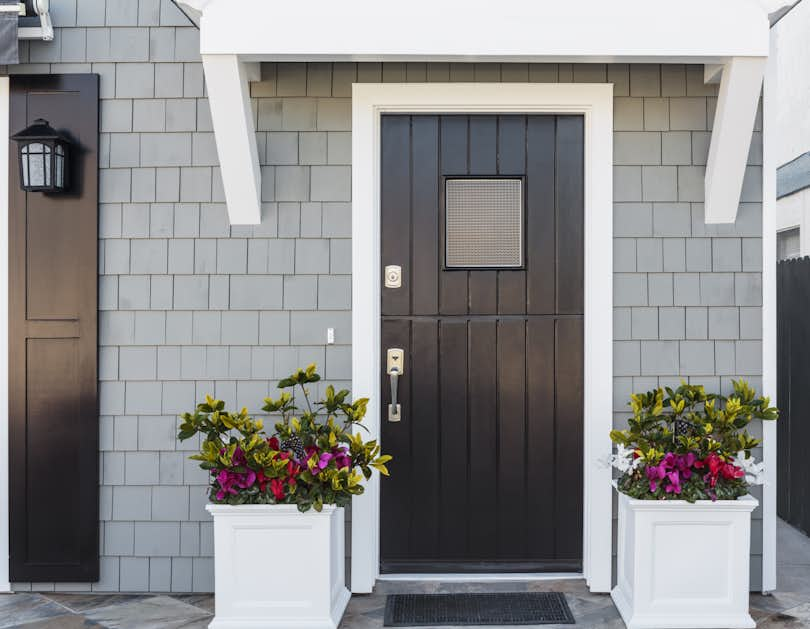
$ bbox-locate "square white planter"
[206,504,351,629]
[612,491,758,629]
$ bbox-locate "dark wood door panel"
[9,74,99,582]
[380,317,583,571]
[380,114,584,573]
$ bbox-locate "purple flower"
[310,452,333,475]
[646,464,665,492]
[213,466,257,500]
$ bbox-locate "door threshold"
[377,572,585,582]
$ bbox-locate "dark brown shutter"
[9,75,99,581]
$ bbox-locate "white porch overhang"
[179,0,771,226]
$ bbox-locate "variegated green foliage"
[610,379,778,465]
[178,364,391,512]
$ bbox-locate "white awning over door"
[177,0,773,225]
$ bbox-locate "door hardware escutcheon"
[387,348,404,422]
[384,265,402,289]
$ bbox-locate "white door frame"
[350,83,614,594]
[0,75,11,593]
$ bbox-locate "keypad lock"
[384,265,402,289]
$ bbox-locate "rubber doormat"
[383,592,575,626]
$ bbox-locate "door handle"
[387,348,404,422]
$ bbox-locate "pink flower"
[332,446,351,470]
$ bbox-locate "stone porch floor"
[2,519,810,628]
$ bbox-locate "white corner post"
[0,75,10,593]
[200,54,262,225]
[761,33,778,594]
[351,83,613,595]
[705,56,767,224]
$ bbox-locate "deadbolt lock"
[384,265,402,289]
[387,348,404,375]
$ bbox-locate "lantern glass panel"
[55,144,64,189]
[22,142,52,189]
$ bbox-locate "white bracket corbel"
[201,54,262,224]
[13,0,53,41]
[704,57,767,224]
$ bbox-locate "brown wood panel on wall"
[9,75,99,581]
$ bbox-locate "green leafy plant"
[178,364,391,512]
[609,380,777,502]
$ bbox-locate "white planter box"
[206,504,351,629]
[612,491,758,629]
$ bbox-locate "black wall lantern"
[11,118,71,193]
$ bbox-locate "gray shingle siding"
[9,1,764,593]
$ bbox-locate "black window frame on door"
[440,174,528,272]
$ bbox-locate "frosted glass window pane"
[445,178,523,268]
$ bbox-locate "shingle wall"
[8,0,763,593]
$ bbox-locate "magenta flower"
[213,467,257,500]
[333,446,351,470]
[665,471,682,494]
[310,451,333,475]
[646,464,666,492]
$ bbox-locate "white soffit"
[188,0,770,225]
[197,0,769,61]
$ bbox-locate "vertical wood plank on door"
[497,117,527,315]
[527,318,556,559]
[555,318,584,560]
[496,319,528,558]
[498,116,526,175]
[409,319,440,559]
[467,320,498,558]
[380,318,412,560]
[526,116,557,315]
[411,116,440,315]
[382,116,412,316]
[556,116,585,315]
[439,116,468,315]
[439,320,468,558]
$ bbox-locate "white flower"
[608,444,642,474]
[736,451,766,485]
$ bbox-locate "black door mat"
[383,592,575,626]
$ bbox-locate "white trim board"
[350,82,614,595]
[0,76,11,593]
[761,34,778,594]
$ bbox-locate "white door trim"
[0,75,12,593]
[761,34,778,594]
[350,83,614,594]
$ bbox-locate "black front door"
[380,114,584,573]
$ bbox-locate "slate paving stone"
[80,596,211,629]
[2,519,810,628]
[166,594,215,614]
[11,615,104,628]
[39,595,152,614]
[0,594,70,628]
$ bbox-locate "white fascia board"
[201,54,262,225]
[197,0,769,60]
[705,57,767,224]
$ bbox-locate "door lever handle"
[387,348,404,422]
[389,367,400,418]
